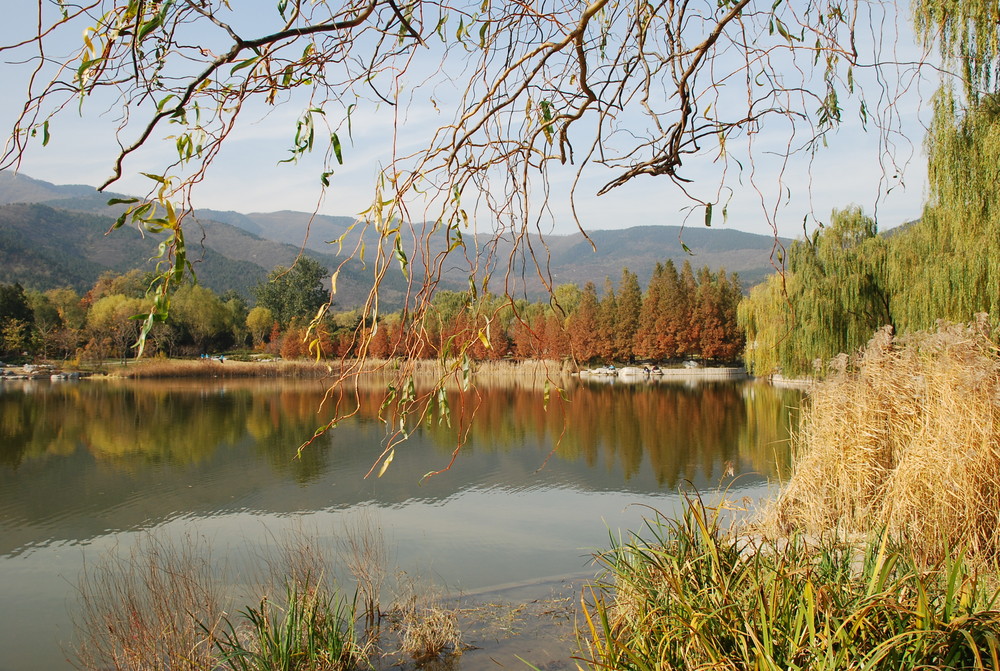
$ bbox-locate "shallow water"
[0,375,800,671]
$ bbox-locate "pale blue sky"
[0,1,936,240]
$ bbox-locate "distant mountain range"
[0,171,790,307]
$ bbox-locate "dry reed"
[116,359,334,379]
[74,534,225,671]
[341,510,387,639]
[113,357,574,384]
[763,317,1000,561]
[393,592,462,662]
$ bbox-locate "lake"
[0,374,801,671]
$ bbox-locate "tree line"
[0,256,745,366]
[355,260,743,365]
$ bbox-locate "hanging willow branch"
[0,0,953,475]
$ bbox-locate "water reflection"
[1,378,797,484]
[0,376,800,671]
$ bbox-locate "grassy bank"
[580,500,1000,670]
[580,318,1000,670]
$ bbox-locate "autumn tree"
[246,307,274,350]
[87,294,149,362]
[634,263,665,361]
[596,278,618,362]
[614,269,642,362]
[568,282,601,364]
[170,284,233,354]
[651,260,684,361]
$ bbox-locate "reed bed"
[580,499,1000,671]
[764,318,1000,562]
[115,358,334,379]
[112,356,573,383]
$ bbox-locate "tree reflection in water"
[0,377,798,486]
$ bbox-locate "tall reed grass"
[764,318,1000,562]
[580,499,1000,671]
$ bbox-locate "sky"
[0,2,938,241]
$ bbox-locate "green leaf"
[331,132,343,164]
[107,197,140,206]
[137,15,162,41]
[394,235,409,278]
[230,56,260,75]
[704,202,713,227]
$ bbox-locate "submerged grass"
[210,581,358,671]
[580,499,1000,671]
[73,523,462,671]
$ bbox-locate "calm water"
[0,375,800,671]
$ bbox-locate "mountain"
[0,172,789,303]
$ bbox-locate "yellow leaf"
[377,449,394,477]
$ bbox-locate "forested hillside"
[0,172,788,302]
[0,198,406,307]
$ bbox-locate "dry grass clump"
[394,594,462,662]
[74,534,225,671]
[73,520,466,670]
[764,317,1000,561]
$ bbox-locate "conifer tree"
[676,261,699,357]
[597,277,619,362]
[635,263,666,360]
[568,282,601,364]
[615,268,643,362]
[653,260,684,361]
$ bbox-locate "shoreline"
[1,357,750,382]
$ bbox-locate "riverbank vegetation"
[581,500,1000,671]
[581,319,1000,670]
[765,319,1000,563]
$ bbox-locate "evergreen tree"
[252,258,329,328]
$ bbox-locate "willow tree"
[739,207,891,376]
[887,91,1000,332]
[0,0,955,473]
